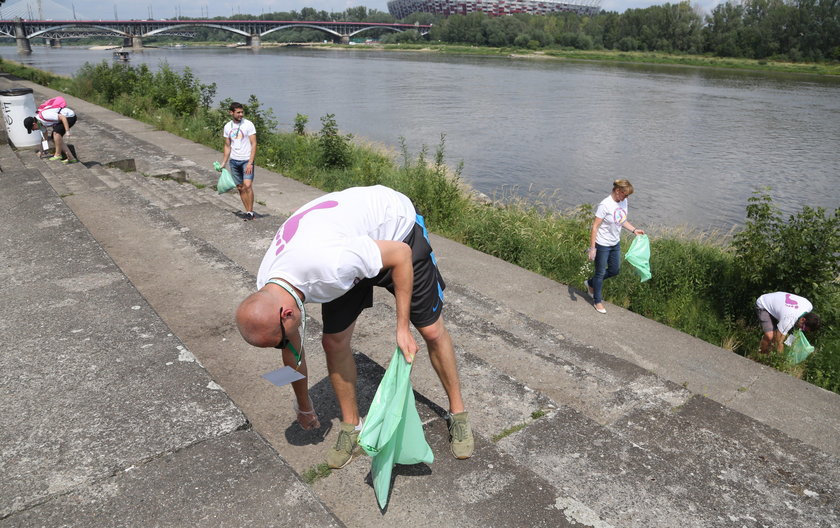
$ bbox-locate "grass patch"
[301,463,331,485]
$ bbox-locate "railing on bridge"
[0,18,433,52]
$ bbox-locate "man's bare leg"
[418,315,473,459]
[239,179,254,214]
[417,316,464,413]
[323,322,362,468]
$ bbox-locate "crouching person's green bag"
[786,329,815,365]
[624,234,652,282]
[358,348,434,509]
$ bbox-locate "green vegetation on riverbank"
[3,58,838,394]
[376,44,840,76]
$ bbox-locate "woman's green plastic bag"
[786,329,815,365]
[358,348,434,509]
[624,234,651,282]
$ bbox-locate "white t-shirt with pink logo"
[595,195,629,246]
[37,107,75,127]
[223,118,256,161]
[756,292,812,335]
[256,186,416,303]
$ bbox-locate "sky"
[33,0,723,21]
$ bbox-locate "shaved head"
[236,290,281,347]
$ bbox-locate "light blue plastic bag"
[358,348,434,509]
[624,234,652,282]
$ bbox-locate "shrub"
[731,188,840,306]
[294,113,308,135]
[318,113,352,169]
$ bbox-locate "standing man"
[755,291,820,354]
[24,103,79,164]
[219,102,257,220]
[236,185,474,469]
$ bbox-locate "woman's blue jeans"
[590,242,621,304]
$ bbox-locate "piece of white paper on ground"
[262,366,305,387]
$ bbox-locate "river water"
[3,45,839,232]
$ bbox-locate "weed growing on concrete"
[492,423,527,442]
[302,463,332,485]
[493,409,548,441]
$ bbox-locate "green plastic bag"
[213,161,236,194]
[624,234,651,282]
[785,329,814,365]
[358,348,434,509]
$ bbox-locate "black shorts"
[322,216,446,334]
[52,115,77,136]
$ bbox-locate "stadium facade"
[387,0,602,19]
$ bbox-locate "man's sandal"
[293,396,321,430]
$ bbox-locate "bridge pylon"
[14,18,32,53]
[246,34,261,47]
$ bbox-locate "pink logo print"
[784,294,799,308]
[274,200,339,255]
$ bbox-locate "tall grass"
[3,57,838,394]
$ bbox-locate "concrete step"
[23,123,839,528]
[6,81,837,527]
[0,167,340,527]
[0,144,28,172]
[33,157,109,197]
[49,184,585,526]
[85,164,123,189]
[49,178,840,527]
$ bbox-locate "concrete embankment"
[1,73,838,527]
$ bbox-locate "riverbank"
[376,43,840,76]
[9,40,838,76]
[235,40,840,76]
[2,56,838,395]
[4,75,839,527]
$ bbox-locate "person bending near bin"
[755,292,821,354]
[219,102,257,220]
[24,107,79,164]
[236,185,474,468]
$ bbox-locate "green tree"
[731,189,840,304]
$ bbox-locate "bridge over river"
[0,18,433,52]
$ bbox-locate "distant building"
[387,0,601,19]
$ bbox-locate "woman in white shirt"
[585,179,644,314]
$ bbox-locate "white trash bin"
[0,87,40,148]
